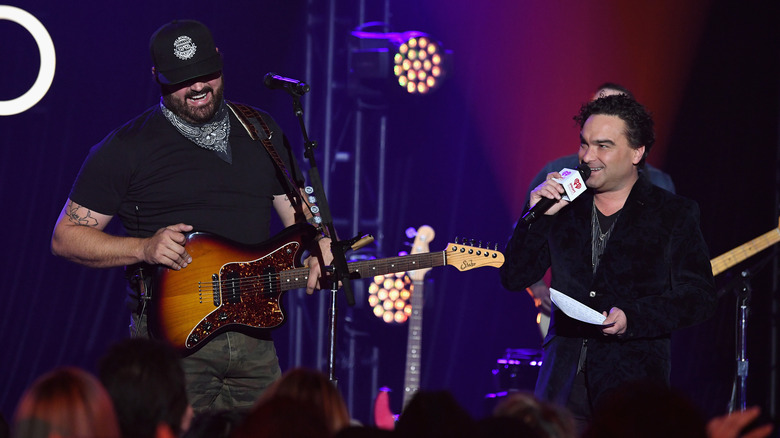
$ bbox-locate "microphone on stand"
[263,72,311,95]
[521,165,591,225]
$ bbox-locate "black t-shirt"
[70,102,302,245]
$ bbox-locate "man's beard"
[162,80,225,124]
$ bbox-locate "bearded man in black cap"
[51,20,333,413]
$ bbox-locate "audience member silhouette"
[264,367,350,433]
[582,380,707,438]
[476,415,544,438]
[585,381,773,438]
[231,367,349,438]
[231,396,330,438]
[394,390,478,438]
[491,391,576,438]
[180,410,243,438]
[334,425,396,438]
[98,338,192,438]
[12,367,120,438]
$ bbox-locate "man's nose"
[189,81,207,92]
[580,146,596,163]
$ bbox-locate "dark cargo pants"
[131,314,281,413]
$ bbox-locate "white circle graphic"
[0,6,56,116]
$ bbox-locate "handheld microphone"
[263,72,311,95]
[521,165,591,225]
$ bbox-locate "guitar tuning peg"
[479,240,483,248]
[454,236,460,244]
[494,243,499,251]
[405,227,417,239]
[469,239,476,247]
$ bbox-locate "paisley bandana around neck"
[160,99,231,156]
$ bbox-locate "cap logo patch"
[173,35,197,60]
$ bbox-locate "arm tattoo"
[66,201,100,227]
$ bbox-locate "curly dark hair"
[574,94,655,165]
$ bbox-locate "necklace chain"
[591,202,618,273]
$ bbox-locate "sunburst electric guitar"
[374,225,434,429]
[147,223,504,353]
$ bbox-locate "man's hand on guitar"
[304,236,334,294]
[143,224,193,270]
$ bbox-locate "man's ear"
[151,66,161,84]
[632,146,646,165]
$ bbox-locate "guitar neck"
[711,228,780,276]
[279,251,446,291]
[402,279,425,408]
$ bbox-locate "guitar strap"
[228,101,305,217]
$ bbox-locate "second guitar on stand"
[374,225,434,428]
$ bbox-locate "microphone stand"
[284,87,356,385]
[729,269,751,413]
[723,253,774,413]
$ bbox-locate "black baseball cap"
[150,20,223,85]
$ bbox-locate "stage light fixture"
[392,33,445,94]
[368,271,413,324]
[350,24,451,97]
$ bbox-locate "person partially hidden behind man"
[500,94,716,431]
[51,20,333,414]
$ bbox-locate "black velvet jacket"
[500,175,716,406]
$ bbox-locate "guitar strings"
[184,270,309,299]
[174,249,481,301]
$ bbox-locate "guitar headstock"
[445,240,505,271]
[409,225,435,281]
